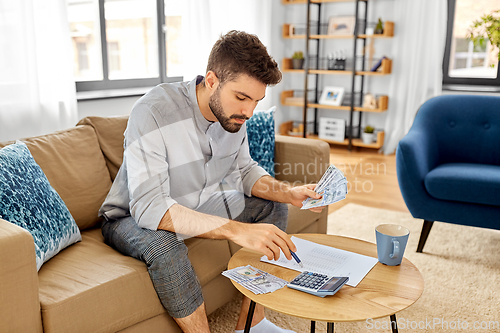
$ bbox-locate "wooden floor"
[326,145,409,214]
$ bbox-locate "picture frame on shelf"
[327,16,356,35]
[319,86,345,106]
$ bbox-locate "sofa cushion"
[77,116,128,181]
[425,163,500,206]
[38,228,164,333]
[246,106,276,177]
[0,126,113,230]
[0,142,81,271]
[38,229,232,333]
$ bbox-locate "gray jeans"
[101,190,288,318]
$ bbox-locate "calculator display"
[319,277,342,291]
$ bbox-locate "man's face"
[209,74,266,133]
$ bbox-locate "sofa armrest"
[0,219,42,332]
[274,135,330,185]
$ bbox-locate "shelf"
[282,0,367,4]
[280,90,388,112]
[359,22,394,38]
[281,57,392,75]
[282,58,351,74]
[310,131,385,149]
[279,120,385,149]
[357,58,392,75]
[282,0,391,151]
[283,22,394,39]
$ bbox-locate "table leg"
[310,320,315,332]
[327,322,334,333]
[390,314,398,333]
[244,301,256,333]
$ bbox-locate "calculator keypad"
[290,272,328,291]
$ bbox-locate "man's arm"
[158,204,296,261]
[251,175,325,213]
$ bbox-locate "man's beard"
[209,86,248,133]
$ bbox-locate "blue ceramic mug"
[375,224,410,266]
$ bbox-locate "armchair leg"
[416,220,434,253]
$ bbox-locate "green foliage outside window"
[467,9,500,62]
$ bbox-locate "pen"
[290,251,304,268]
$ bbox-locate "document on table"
[260,236,378,287]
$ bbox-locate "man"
[99,30,325,333]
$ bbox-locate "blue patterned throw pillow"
[246,106,276,177]
[0,141,81,271]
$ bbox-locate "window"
[107,41,121,73]
[67,0,183,92]
[443,0,500,86]
[76,42,89,71]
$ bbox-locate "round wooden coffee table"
[228,234,424,333]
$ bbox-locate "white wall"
[77,96,139,121]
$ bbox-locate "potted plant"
[467,10,500,61]
[374,18,384,35]
[292,51,305,69]
[362,125,375,144]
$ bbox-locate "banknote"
[222,265,288,295]
[301,164,348,210]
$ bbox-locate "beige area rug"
[208,204,500,333]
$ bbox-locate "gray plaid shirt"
[99,76,268,230]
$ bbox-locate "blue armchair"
[396,95,500,252]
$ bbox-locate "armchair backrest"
[413,95,500,166]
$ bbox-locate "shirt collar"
[189,75,213,133]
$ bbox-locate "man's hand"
[159,204,297,261]
[288,183,325,213]
[229,223,297,261]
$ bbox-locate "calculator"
[287,271,349,297]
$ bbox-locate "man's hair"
[206,30,282,86]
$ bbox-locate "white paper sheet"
[260,236,378,287]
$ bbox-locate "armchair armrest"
[396,128,440,217]
[274,135,330,185]
[0,219,42,332]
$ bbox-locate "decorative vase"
[362,132,375,144]
[292,58,304,69]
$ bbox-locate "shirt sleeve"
[224,127,270,196]
[124,103,177,230]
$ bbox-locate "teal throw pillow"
[0,141,81,271]
[246,106,276,177]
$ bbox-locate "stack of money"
[222,265,288,295]
[301,164,348,210]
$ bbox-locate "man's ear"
[205,71,219,92]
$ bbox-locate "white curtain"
[382,0,448,154]
[0,0,77,143]
[171,0,274,109]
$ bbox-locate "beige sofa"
[0,116,330,333]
